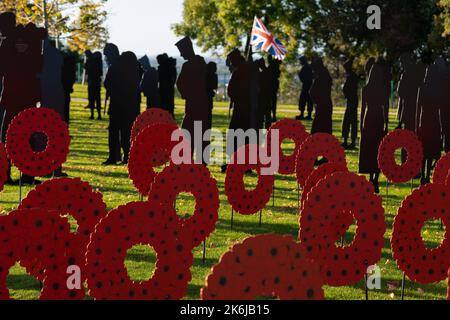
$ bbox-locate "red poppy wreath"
[0,209,84,300]
[377,129,423,183]
[299,172,386,286]
[266,119,309,175]
[18,177,108,280]
[301,162,348,209]
[391,183,450,284]
[128,123,188,195]
[433,152,450,185]
[149,163,219,248]
[201,234,324,300]
[130,108,176,144]
[86,201,193,300]
[5,107,70,177]
[295,133,347,188]
[225,145,275,215]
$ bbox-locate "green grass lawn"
[2,84,447,300]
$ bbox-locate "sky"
[104,0,187,57]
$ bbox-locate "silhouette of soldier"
[365,57,376,76]
[206,61,218,128]
[267,55,281,122]
[0,16,46,185]
[296,56,313,120]
[103,43,122,165]
[359,64,389,193]
[139,55,160,108]
[256,57,272,130]
[158,53,177,116]
[84,50,103,120]
[310,58,333,135]
[341,59,359,149]
[40,38,68,177]
[222,49,252,173]
[376,57,392,112]
[105,51,141,164]
[440,61,450,152]
[175,36,210,164]
[417,63,444,185]
[61,52,77,124]
[397,53,422,131]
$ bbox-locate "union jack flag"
[250,16,287,60]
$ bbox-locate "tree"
[174,0,311,59]
[439,0,450,36]
[175,0,448,63]
[0,0,108,52]
[67,0,109,53]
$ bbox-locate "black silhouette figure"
[417,63,443,185]
[84,50,103,120]
[267,55,281,122]
[359,63,389,193]
[61,52,77,124]
[397,53,423,131]
[40,37,68,178]
[256,57,272,130]
[104,51,141,165]
[441,61,450,152]
[365,57,376,76]
[341,59,359,149]
[103,43,122,165]
[206,61,218,128]
[0,14,46,185]
[175,36,210,164]
[221,48,252,173]
[376,57,393,112]
[139,55,161,109]
[296,56,313,120]
[310,58,333,135]
[41,38,65,120]
[158,53,177,116]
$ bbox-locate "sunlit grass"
[0,84,447,300]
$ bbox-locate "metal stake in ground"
[401,272,406,300]
[230,208,234,230]
[19,173,23,204]
[202,240,206,264]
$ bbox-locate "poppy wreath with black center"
[225,144,275,215]
[128,123,187,196]
[391,183,450,284]
[18,177,108,281]
[301,162,348,209]
[0,209,84,300]
[299,172,386,286]
[5,107,70,177]
[130,108,176,144]
[266,119,309,175]
[295,133,347,188]
[200,234,324,300]
[433,152,450,185]
[85,201,193,300]
[149,164,219,249]
[0,143,8,192]
[377,129,423,183]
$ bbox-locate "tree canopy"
[174,0,449,63]
[0,0,109,53]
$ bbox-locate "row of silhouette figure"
[299,54,450,193]
[1,9,449,190]
[0,12,77,185]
